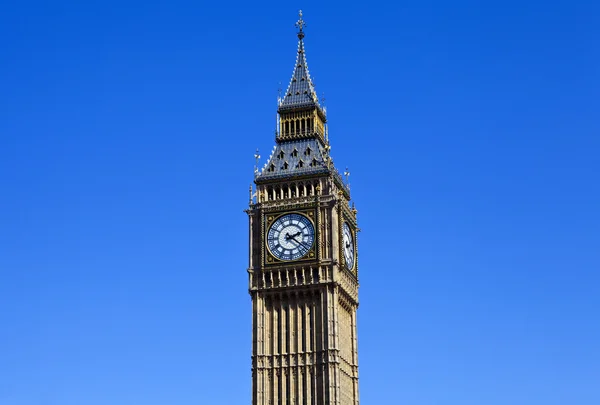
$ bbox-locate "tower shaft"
[247,12,359,405]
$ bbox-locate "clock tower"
[247,12,360,405]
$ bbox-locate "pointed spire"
[279,10,321,111]
[295,10,306,39]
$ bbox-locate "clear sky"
[1,1,598,404]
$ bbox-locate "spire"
[255,11,349,199]
[279,10,321,111]
[295,9,306,39]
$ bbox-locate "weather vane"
[295,10,306,37]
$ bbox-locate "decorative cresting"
[277,10,327,144]
[247,11,360,405]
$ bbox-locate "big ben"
[246,11,360,405]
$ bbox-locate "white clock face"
[267,213,315,261]
[343,222,354,270]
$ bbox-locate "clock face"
[267,213,315,261]
[343,222,355,270]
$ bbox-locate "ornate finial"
[344,167,351,191]
[324,142,332,168]
[254,149,261,176]
[295,10,306,39]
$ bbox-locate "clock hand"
[298,239,311,249]
[289,236,304,246]
[293,235,312,250]
[285,231,302,240]
[289,237,311,252]
[287,238,305,253]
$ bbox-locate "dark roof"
[255,137,351,198]
[256,139,328,182]
[279,37,320,110]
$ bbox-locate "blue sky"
[1,1,598,404]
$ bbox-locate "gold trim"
[342,221,356,271]
[265,211,316,264]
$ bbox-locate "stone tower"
[246,11,359,405]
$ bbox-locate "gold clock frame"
[341,221,356,271]
[338,199,358,276]
[264,210,317,265]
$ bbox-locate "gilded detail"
[248,11,359,405]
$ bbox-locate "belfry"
[246,11,360,405]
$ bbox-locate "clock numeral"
[267,213,315,262]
